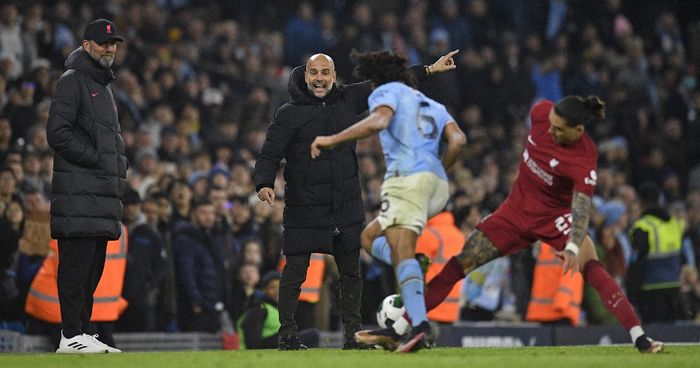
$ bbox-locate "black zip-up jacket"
[254,65,427,254]
[47,47,128,239]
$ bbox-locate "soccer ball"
[376,294,410,335]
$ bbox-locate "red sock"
[583,260,640,330]
[425,256,466,312]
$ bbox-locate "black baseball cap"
[122,187,141,205]
[83,19,124,44]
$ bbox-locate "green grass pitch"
[2,345,699,368]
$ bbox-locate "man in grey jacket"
[47,19,127,354]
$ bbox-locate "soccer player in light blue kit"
[311,50,466,353]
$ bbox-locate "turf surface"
[2,345,698,368]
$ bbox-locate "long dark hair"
[351,50,418,88]
[554,95,606,127]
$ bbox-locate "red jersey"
[505,100,598,215]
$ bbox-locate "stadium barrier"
[438,322,700,347]
[1,323,698,352]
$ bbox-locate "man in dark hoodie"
[628,182,684,323]
[254,50,458,349]
[46,19,127,354]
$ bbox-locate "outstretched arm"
[440,122,467,171]
[310,106,394,159]
[351,50,460,113]
[425,49,459,76]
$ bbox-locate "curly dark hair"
[351,50,417,88]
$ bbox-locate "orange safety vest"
[25,227,129,323]
[525,242,583,326]
[416,212,465,323]
[277,253,325,303]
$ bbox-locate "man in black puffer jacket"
[254,51,458,349]
[47,19,127,354]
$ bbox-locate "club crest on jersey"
[549,158,559,168]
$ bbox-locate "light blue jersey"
[368,82,454,181]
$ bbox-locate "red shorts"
[475,202,571,256]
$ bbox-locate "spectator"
[168,179,193,227]
[0,116,11,162]
[0,196,22,322]
[118,188,165,332]
[236,271,319,349]
[230,262,262,322]
[284,1,326,65]
[173,199,232,333]
[0,166,17,214]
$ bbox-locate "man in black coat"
[172,198,234,333]
[46,19,127,354]
[254,51,458,349]
[117,188,165,332]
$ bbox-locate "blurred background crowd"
[1,0,700,341]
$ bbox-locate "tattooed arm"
[555,191,592,275]
[568,191,592,248]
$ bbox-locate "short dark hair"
[638,182,661,207]
[351,50,417,88]
[122,187,141,205]
[0,165,16,181]
[191,198,213,209]
[167,178,190,194]
[554,95,606,127]
[260,270,280,288]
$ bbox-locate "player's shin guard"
[583,260,640,330]
[425,256,466,311]
[397,258,427,326]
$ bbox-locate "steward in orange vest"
[416,211,465,323]
[25,226,129,323]
[525,242,583,325]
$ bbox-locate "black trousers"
[278,235,362,341]
[57,237,108,338]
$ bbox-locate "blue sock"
[397,258,427,326]
[371,236,392,265]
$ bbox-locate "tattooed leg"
[455,230,501,274]
[424,229,501,312]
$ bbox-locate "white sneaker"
[86,334,122,353]
[56,332,109,354]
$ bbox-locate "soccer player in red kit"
[357,95,664,353]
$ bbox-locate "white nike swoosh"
[527,135,537,146]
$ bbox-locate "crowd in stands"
[1,0,700,339]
